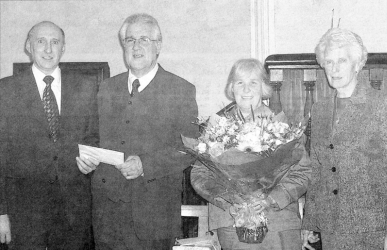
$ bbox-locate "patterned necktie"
[131,79,140,97]
[42,75,60,142]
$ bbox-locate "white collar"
[128,63,159,94]
[32,65,62,113]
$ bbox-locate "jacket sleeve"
[0,79,9,215]
[190,161,235,210]
[141,82,199,182]
[269,135,312,210]
[82,75,99,147]
[300,143,322,232]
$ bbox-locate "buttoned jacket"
[302,82,387,234]
[92,65,198,240]
[0,68,99,234]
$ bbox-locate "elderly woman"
[301,28,387,250]
[191,58,311,250]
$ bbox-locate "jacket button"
[128,101,132,105]
[331,167,336,172]
[53,156,58,161]
[126,120,130,124]
[102,179,106,183]
[329,144,334,149]
[147,178,156,183]
[121,141,125,145]
[333,189,338,195]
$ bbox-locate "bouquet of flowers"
[182,110,306,244]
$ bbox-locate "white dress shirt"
[128,63,159,95]
[32,65,62,114]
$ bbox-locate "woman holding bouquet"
[301,28,387,250]
[190,58,312,250]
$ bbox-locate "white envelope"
[78,144,124,166]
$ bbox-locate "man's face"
[123,22,161,77]
[26,22,65,75]
[323,47,360,94]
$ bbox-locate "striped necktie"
[42,75,60,142]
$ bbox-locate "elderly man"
[0,21,99,249]
[77,13,198,250]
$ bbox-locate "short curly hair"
[315,28,368,70]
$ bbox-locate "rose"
[208,142,225,158]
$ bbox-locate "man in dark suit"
[0,21,99,249]
[77,13,198,250]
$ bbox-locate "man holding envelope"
[0,21,99,249]
[76,13,198,250]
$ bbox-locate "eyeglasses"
[122,36,158,47]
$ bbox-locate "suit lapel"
[20,69,48,126]
[60,72,72,120]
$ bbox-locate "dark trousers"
[5,182,92,250]
[93,198,173,250]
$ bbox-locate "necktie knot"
[43,75,54,86]
[131,79,141,97]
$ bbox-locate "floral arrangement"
[182,108,306,244]
[196,115,304,158]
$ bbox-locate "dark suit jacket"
[0,68,99,236]
[92,65,198,240]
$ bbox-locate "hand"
[242,193,277,213]
[0,214,11,244]
[301,230,319,250]
[384,233,387,250]
[249,198,271,214]
[115,155,143,180]
[76,156,100,174]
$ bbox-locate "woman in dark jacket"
[301,28,387,250]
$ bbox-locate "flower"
[182,113,306,236]
[197,142,207,154]
[208,142,225,158]
[195,114,304,156]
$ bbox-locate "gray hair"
[27,21,65,43]
[225,58,272,100]
[315,28,367,70]
[119,13,162,43]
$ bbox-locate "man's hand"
[0,214,11,244]
[76,156,100,174]
[301,230,319,250]
[115,155,143,180]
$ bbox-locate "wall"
[0,0,251,117]
[1,0,386,117]
[272,0,387,54]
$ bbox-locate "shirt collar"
[32,65,61,83]
[128,63,159,93]
[31,65,62,113]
